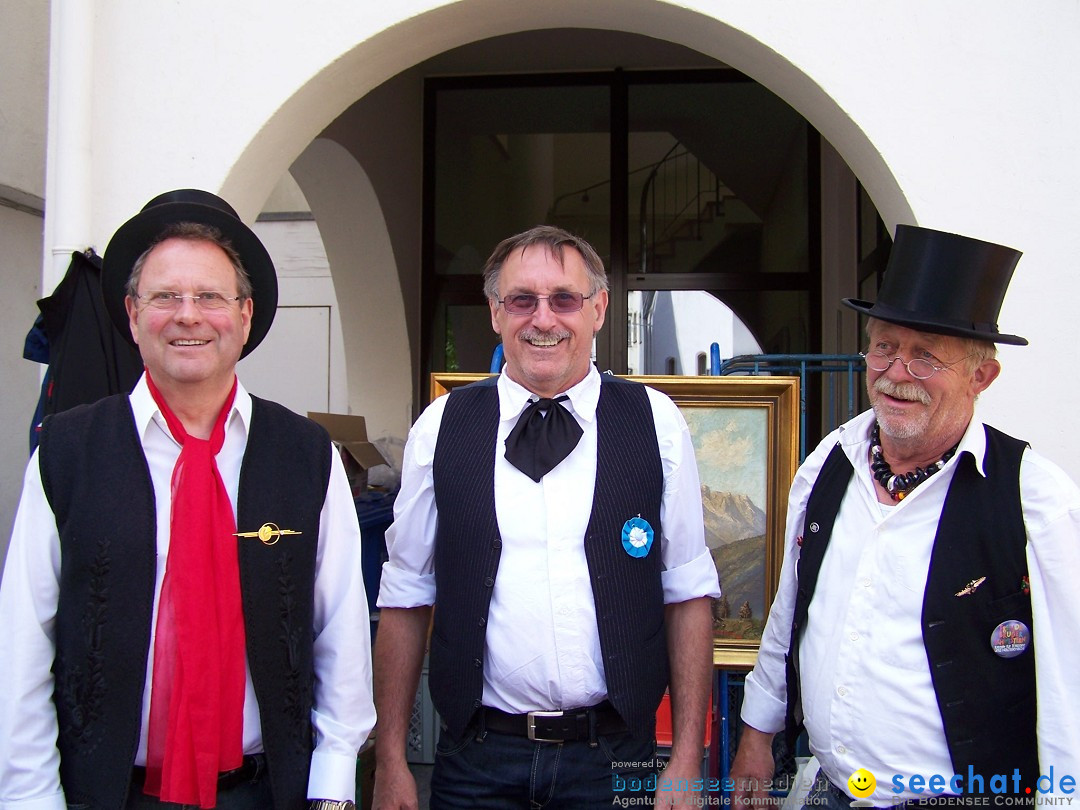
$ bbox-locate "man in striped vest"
[373,226,720,809]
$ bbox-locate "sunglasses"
[497,292,593,315]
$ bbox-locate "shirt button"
[837,686,848,697]
[849,631,859,641]
[862,578,872,588]
[836,744,847,755]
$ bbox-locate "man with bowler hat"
[730,225,1080,806]
[0,190,375,809]
[372,226,720,809]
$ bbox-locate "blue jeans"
[430,723,658,809]
[804,776,857,810]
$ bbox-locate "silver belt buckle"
[527,710,565,742]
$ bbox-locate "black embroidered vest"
[785,425,1036,789]
[429,374,667,739]
[39,393,332,810]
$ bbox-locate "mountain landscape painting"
[680,404,769,643]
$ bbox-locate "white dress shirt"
[741,408,1080,804]
[0,376,376,809]
[378,366,721,714]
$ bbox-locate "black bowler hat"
[101,189,278,358]
[843,224,1027,346]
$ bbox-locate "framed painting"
[429,373,800,669]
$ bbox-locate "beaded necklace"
[869,422,959,501]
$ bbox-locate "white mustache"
[519,328,571,342]
[873,376,931,405]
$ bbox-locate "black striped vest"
[429,374,667,739]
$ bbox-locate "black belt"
[477,701,627,742]
[131,754,267,793]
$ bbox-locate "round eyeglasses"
[860,351,971,380]
[497,292,593,316]
[136,291,243,312]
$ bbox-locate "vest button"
[492,539,502,549]
[484,577,494,587]
[474,658,482,668]
[473,699,482,708]
[478,617,487,626]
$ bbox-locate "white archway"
[221,2,908,230]
[290,139,412,444]
[70,0,1078,470]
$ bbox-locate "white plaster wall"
[0,208,45,574]
[0,0,49,198]
[40,0,1080,478]
[290,140,413,445]
[0,0,49,573]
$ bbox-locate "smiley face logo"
[847,769,876,799]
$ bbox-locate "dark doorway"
[422,68,821,381]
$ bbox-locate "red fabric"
[144,371,245,808]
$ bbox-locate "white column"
[42,0,95,294]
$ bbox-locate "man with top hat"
[729,225,1080,808]
[372,225,720,810]
[0,190,375,810]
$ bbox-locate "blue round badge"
[990,620,1031,658]
[621,517,654,558]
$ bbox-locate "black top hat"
[101,189,278,358]
[843,224,1027,346]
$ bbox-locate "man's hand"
[371,757,419,810]
[728,724,777,807]
[654,754,703,808]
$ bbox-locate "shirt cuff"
[376,564,436,609]
[740,669,787,735]
[660,550,722,603]
[307,750,358,803]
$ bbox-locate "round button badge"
[990,620,1030,658]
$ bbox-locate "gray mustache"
[873,377,931,405]
[519,328,571,342]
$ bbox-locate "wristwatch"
[309,801,356,810]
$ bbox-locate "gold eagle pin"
[234,522,302,546]
[955,576,987,597]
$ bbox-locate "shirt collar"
[129,372,252,445]
[838,407,990,478]
[496,364,601,424]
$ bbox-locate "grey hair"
[125,222,253,300]
[482,225,609,301]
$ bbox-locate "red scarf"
[144,371,245,808]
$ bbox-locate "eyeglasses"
[136,291,243,312]
[860,351,971,380]
[497,292,593,316]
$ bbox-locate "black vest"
[785,425,1037,789]
[429,374,668,739]
[39,393,332,810]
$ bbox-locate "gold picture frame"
[429,373,801,670]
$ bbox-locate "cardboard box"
[307,412,388,495]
